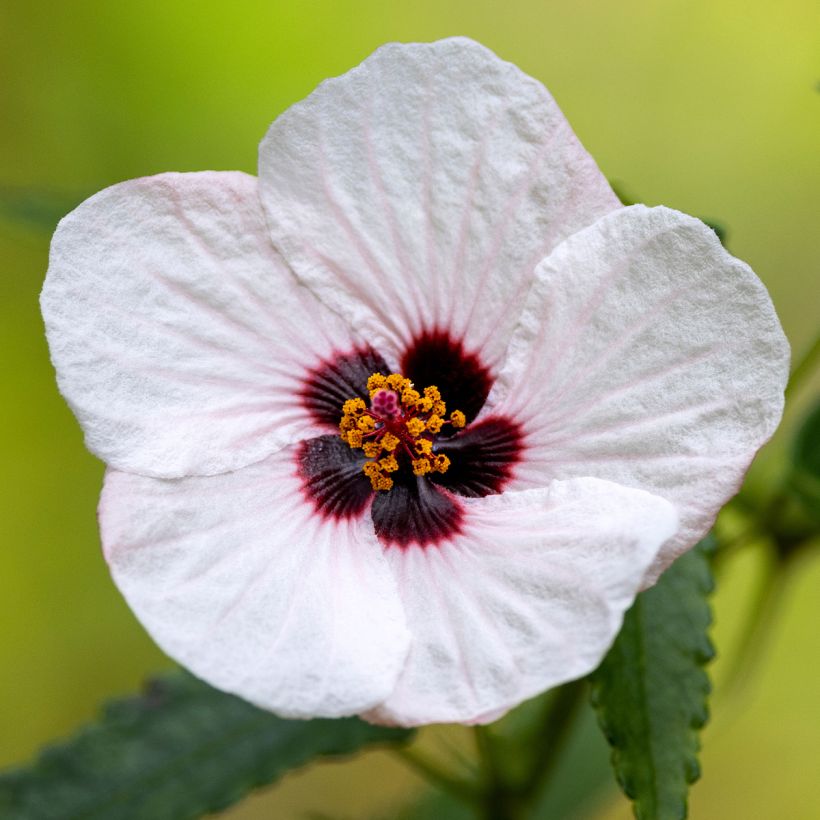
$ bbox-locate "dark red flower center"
[299,331,522,548]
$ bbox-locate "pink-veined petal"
[364,479,677,726]
[99,447,410,718]
[258,37,619,371]
[487,205,789,583]
[42,171,363,478]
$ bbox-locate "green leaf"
[590,538,715,820]
[0,186,82,233]
[790,398,820,523]
[0,670,412,820]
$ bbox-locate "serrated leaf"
[0,670,412,820]
[590,538,715,820]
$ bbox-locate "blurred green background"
[1,1,818,817]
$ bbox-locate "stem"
[473,725,520,820]
[719,551,788,697]
[392,745,481,806]
[785,329,820,401]
[518,679,587,803]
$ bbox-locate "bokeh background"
[2,1,818,817]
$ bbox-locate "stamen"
[339,372,467,491]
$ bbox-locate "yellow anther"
[405,417,426,437]
[402,388,421,407]
[433,454,451,474]
[343,373,464,493]
[362,441,382,458]
[379,455,399,473]
[381,433,400,452]
[417,396,433,413]
[426,415,444,434]
[412,458,432,476]
[450,410,466,428]
[357,415,376,432]
[342,398,366,416]
[415,438,433,456]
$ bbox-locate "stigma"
[339,372,466,491]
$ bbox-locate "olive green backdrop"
[1,1,818,817]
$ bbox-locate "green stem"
[518,679,587,804]
[473,724,520,820]
[785,329,820,401]
[392,745,480,806]
[719,550,788,697]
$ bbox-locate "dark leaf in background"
[0,670,413,820]
[590,538,715,820]
[790,398,820,524]
[0,186,84,234]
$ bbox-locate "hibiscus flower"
[41,38,788,726]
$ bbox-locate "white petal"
[42,171,360,478]
[258,37,619,370]
[488,205,789,582]
[365,479,677,726]
[99,447,410,718]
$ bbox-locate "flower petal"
[99,447,410,718]
[364,478,677,726]
[488,205,790,582]
[42,171,360,478]
[258,37,619,371]
[431,416,523,497]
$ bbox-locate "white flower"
[41,38,788,726]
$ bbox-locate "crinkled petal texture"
[487,205,790,583]
[99,448,411,718]
[365,479,677,726]
[42,171,359,478]
[258,37,619,370]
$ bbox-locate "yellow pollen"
[342,398,366,416]
[412,458,432,476]
[357,415,376,432]
[340,372,466,492]
[433,454,451,473]
[415,438,433,455]
[426,415,444,434]
[381,432,400,452]
[450,410,466,428]
[379,455,399,473]
[401,388,421,407]
[405,417,426,437]
[417,396,434,412]
[375,474,394,491]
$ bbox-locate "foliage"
[590,539,715,819]
[0,671,412,820]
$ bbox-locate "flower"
[41,38,789,726]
